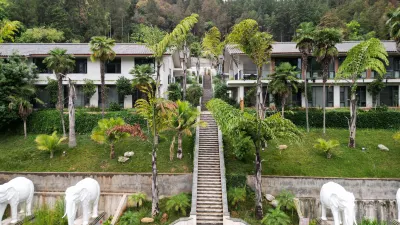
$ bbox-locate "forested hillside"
[2,0,399,42]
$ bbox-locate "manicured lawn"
[225,129,400,178]
[0,132,194,173]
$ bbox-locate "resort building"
[0,43,186,108]
[224,41,400,108]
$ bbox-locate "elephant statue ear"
[79,188,89,202]
[330,193,345,208]
[6,187,17,201]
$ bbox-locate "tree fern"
[228,187,246,209]
[165,193,191,216]
[313,138,339,159]
[128,192,147,208]
[261,208,291,225]
[34,131,67,159]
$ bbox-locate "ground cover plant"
[0,132,194,173]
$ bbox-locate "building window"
[33,58,51,73]
[98,85,119,108]
[340,86,366,107]
[307,58,335,79]
[275,58,301,78]
[379,86,399,107]
[106,58,121,73]
[309,86,334,107]
[135,57,155,72]
[385,57,400,79]
[73,58,87,73]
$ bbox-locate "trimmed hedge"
[273,111,400,129]
[27,110,146,134]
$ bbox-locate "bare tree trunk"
[110,143,115,159]
[349,91,357,148]
[281,95,286,118]
[57,74,66,137]
[182,43,188,101]
[255,66,263,219]
[322,61,329,135]
[50,150,54,159]
[100,61,106,118]
[302,54,310,132]
[156,61,162,98]
[151,104,159,216]
[196,57,200,84]
[68,80,77,148]
[23,119,27,139]
[177,131,183,159]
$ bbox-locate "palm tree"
[0,19,20,43]
[169,100,202,160]
[313,28,342,134]
[8,86,43,139]
[43,48,76,137]
[35,131,67,158]
[336,38,388,148]
[293,22,315,132]
[202,26,225,79]
[89,36,116,117]
[269,63,299,118]
[227,19,274,220]
[131,64,155,90]
[386,7,400,52]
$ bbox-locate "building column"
[366,90,373,108]
[90,86,99,107]
[124,95,133,109]
[333,85,340,108]
[237,86,244,103]
[301,95,306,108]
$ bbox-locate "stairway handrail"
[189,105,201,219]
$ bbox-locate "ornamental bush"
[186,84,203,106]
[26,110,145,134]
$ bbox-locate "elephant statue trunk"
[63,196,78,225]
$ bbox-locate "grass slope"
[0,132,194,173]
[225,129,400,178]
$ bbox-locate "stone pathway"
[201,74,213,111]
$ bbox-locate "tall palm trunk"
[302,54,310,132]
[182,43,188,101]
[68,81,76,148]
[349,90,357,148]
[177,131,183,159]
[57,74,66,137]
[110,143,115,159]
[255,66,263,220]
[100,61,106,118]
[151,104,159,216]
[23,119,27,139]
[322,60,330,135]
[156,61,162,98]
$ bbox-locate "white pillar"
[124,95,133,109]
[301,95,306,108]
[366,90,373,108]
[333,85,340,108]
[90,86,99,107]
[237,86,244,103]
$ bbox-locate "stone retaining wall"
[247,175,400,222]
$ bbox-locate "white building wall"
[366,90,373,108]
[90,86,99,107]
[333,86,340,108]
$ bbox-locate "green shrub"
[186,84,203,106]
[261,208,291,225]
[360,219,387,225]
[276,190,295,211]
[26,110,145,134]
[166,193,191,216]
[128,192,147,208]
[23,200,67,225]
[118,209,147,225]
[108,102,122,111]
[214,83,229,99]
[313,138,340,159]
[228,187,246,209]
[244,87,256,107]
[168,83,182,101]
[226,174,247,188]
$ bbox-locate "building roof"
[226,41,399,56]
[0,43,170,56]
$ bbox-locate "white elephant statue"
[63,178,100,225]
[396,188,400,222]
[320,182,357,225]
[0,177,34,225]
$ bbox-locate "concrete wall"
[247,175,400,222]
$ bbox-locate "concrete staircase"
[196,112,223,225]
[201,74,213,111]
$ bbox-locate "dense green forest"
[1,0,399,42]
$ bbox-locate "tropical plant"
[169,100,201,160]
[393,132,400,143]
[367,77,385,109]
[34,131,67,158]
[130,64,154,90]
[118,210,147,225]
[293,22,315,133]
[108,102,122,111]
[276,190,295,210]
[8,86,43,138]
[89,36,116,117]
[313,138,339,159]
[0,19,20,43]
[226,19,274,219]
[82,79,97,105]
[386,7,400,52]
[167,83,182,101]
[207,99,302,220]
[202,26,225,76]
[24,200,67,225]
[313,28,342,134]
[228,187,246,209]
[46,78,59,107]
[128,192,147,208]
[90,117,130,159]
[186,84,203,107]
[43,48,76,137]
[190,41,202,80]
[261,208,291,225]
[336,38,388,148]
[269,62,299,118]
[67,78,77,148]
[165,193,191,216]
[116,76,132,99]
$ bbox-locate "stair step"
[197,208,223,213]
